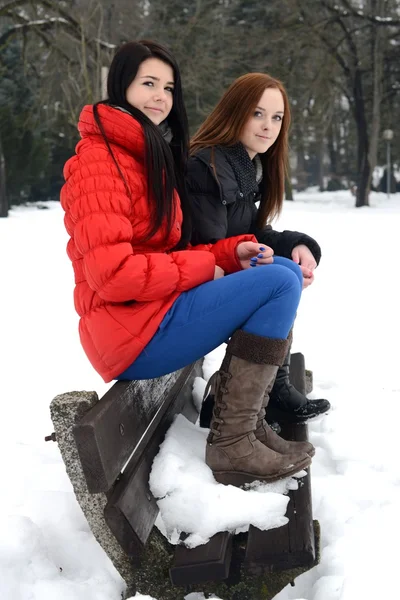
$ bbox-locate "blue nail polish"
[259,247,266,251]
[257,253,263,258]
[250,257,257,262]
[250,261,257,267]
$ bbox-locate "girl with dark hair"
[61,41,314,487]
[188,73,330,427]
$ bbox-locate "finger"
[258,245,274,255]
[250,256,258,267]
[257,251,274,260]
[239,242,259,259]
[255,257,274,265]
[300,265,314,278]
[292,248,300,263]
[249,244,261,257]
[303,273,314,288]
[306,261,317,271]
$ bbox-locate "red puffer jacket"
[61,104,256,382]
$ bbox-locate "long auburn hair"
[191,73,291,227]
[93,40,191,249]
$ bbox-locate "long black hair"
[92,40,191,249]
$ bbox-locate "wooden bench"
[48,353,320,600]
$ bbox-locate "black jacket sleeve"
[186,157,229,244]
[251,222,322,265]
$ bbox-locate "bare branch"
[0,0,29,16]
[0,16,70,46]
[333,0,400,27]
[39,0,116,50]
[320,1,360,64]
[296,2,352,78]
[1,0,116,51]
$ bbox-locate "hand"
[214,265,225,279]
[291,244,316,270]
[300,266,315,289]
[292,244,316,288]
[236,242,274,270]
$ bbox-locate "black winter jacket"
[187,147,321,264]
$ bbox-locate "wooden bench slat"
[245,422,315,570]
[282,423,315,565]
[289,352,306,395]
[104,361,202,557]
[170,532,233,586]
[103,446,159,558]
[73,362,200,493]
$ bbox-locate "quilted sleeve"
[65,158,215,303]
[192,234,258,274]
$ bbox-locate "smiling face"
[239,87,285,159]
[125,57,175,125]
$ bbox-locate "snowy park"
[1,0,400,598]
[1,189,400,600]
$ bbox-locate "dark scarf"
[220,142,262,197]
[158,120,173,143]
[114,106,173,143]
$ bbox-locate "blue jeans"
[117,257,302,380]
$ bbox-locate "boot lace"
[205,370,232,438]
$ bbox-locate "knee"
[277,265,302,298]
[244,262,302,302]
[263,264,302,306]
[272,256,303,288]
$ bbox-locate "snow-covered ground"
[1,190,400,600]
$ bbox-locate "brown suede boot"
[206,330,312,487]
[255,376,315,457]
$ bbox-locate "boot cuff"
[228,330,289,366]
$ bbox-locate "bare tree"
[1,0,399,208]
[295,0,399,206]
[0,133,7,217]
[0,0,115,51]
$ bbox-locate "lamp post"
[382,129,394,198]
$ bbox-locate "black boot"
[200,394,282,433]
[266,349,330,424]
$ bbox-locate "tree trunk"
[327,122,338,177]
[356,143,372,208]
[285,175,294,201]
[353,70,370,208]
[317,136,325,191]
[0,134,8,218]
[366,0,384,194]
[295,134,307,192]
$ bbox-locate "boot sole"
[212,455,312,487]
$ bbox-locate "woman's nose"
[153,89,166,102]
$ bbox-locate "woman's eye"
[165,87,174,93]
[143,81,154,87]
[274,115,283,121]
[254,111,263,117]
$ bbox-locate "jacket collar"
[78,104,145,161]
[192,146,260,204]
[194,146,262,184]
